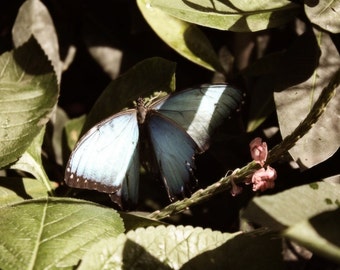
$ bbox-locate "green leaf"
[150,0,301,32]
[284,209,340,264]
[78,226,283,270]
[242,181,340,230]
[305,0,340,34]
[12,0,62,82]
[81,57,176,134]
[0,37,59,168]
[9,127,54,193]
[274,29,340,168]
[0,197,124,270]
[0,177,54,207]
[137,0,223,72]
[79,225,240,269]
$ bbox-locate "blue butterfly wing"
[109,143,140,206]
[147,112,198,200]
[152,84,242,151]
[65,110,140,205]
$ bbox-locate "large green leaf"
[0,37,58,168]
[284,208,340,264]
[78,226,283,269]
[242,181,340,230]
[0,177,54,207]
[274,29,340,168]
[305,0,340,34]
[0,198,124,270]
[150,0,300,32]
[12,0,61,82]
[137,0,224,72]
[81,57,176,134]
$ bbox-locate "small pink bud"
[249,137,268,166]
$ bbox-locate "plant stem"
[148,68,340,220]
[148,161,261,220]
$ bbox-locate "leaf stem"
[147,67,340,220]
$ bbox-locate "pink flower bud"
[251,166,277,192]
[249,137,268,166]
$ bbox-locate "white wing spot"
[186,89,223,138]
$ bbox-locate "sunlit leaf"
[0,37,58,168]
[0,198,124,270]
[242,181,340,230]
[305,0,340,34]
[274,29,340,169]
[137,0,224,72]
[78,226,283,270]
[0,177,54,207]
[12,0,61,82]
[150,0,300,32]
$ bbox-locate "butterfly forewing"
[153,84,242,151]
[65,110,139,196]
[146,112,198,200]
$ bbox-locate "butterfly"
[64,84,242,207]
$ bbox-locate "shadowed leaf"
[150,0,300,32]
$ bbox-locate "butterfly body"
[65,84,242,207]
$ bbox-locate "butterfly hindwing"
[65,110,140,203]
[109,142,140,206]
[146,112,198,200]
[153,84,242,151]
